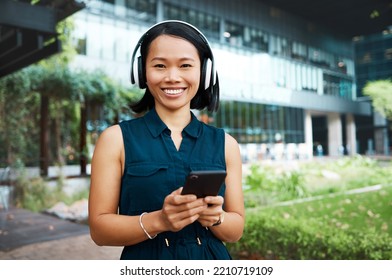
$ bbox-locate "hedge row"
[227,211,392,260]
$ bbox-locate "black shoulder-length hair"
[130,21,220,114]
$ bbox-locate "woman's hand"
[160,187,208,232]
[197,196,224,227]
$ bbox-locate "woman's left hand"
[196,196,224,227]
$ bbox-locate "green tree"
[74,69,142,174]
[29,64,79,175]
[74,69,117,174]
[0,69,39,167]
[0,14,142,175]
[363,79,392,120]
[26,17,80,176]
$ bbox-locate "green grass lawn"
[259,185,392,236]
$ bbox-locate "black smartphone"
[181,170,227,198]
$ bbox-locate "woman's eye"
[181,64,192,68]
[154,64,165,68]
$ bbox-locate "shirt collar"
[183,111,201,138]
[144,108,201,138]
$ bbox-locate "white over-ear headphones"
[130,20,217,91]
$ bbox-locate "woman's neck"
[155,106,192,133]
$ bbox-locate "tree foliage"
[363,79,392,120]
[29,64,79,99]
[0,63,141,168]
[0,69,40,166]
[0,13,142,169]
[39,17,77,68]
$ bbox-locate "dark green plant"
[0,69,40,167]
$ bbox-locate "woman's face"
[145,34,201,112]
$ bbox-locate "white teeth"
[164,89,183,95]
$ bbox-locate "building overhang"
[0,0,85,78]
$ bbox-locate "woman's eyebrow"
[150,56,196,62]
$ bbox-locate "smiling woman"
[88,20,245,260]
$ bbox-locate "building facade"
[71,0,379,161]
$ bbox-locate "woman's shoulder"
[93,124,123,157]
[119,116,144,128]
[98,124,122,142]
[200,122,235,142]
[224,132,239,148]
[200,121,224,134]
[224,132,241,165]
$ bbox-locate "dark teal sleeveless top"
[118,108,231,260]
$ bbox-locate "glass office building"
[71,0,382,161]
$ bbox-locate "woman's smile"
[163,88,186,96]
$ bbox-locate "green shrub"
[228,211,392,260]
[244,164,307,206]
[13,165,66,212]
[14,176,62,212]
[275,171,307,200]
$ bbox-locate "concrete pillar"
[327,112,343,157]
[346,114,357,155]
[373,111,389,155]
[304,110,313,159]
[375,128,389,155]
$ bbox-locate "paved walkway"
[0,234,123,260]
[0,208,122,260]
[0,164,124,260]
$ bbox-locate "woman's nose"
[165,68,181,82]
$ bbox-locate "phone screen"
[181,170,227,198]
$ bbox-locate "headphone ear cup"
[132,55,140,87]
[137,56,146,89]
[203,58,213,90]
